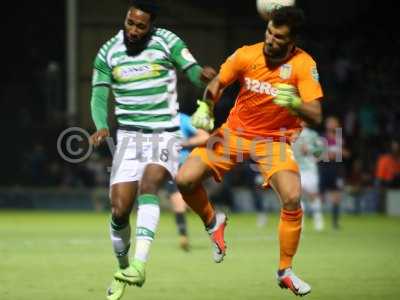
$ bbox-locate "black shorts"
[319,163,344,193]
[164,180,178,194]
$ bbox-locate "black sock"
[332,203,340,228]
[205,214,216,231]
[277,268,288,276]
[175,213,187,236]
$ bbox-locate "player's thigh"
[110,129,145,185]
[141,131,181,180]
[255,142,301,205]
[269,170,302,206]
[256,142,299,187]
[140,163,171,194]
[176,154,214,189]
[179,141,238,185]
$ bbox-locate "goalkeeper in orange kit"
[176,6,323,297]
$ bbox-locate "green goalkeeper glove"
[273,83,302,112]
[191,99,215,131]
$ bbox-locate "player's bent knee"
[111,208,130,225]
[176,173,196,194]
[282,190,302,210]
[140,180,160,194]
[111,196,131,223]
[140,167,169,194]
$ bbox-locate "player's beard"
[264,42,294,67]
[123,28,154,56]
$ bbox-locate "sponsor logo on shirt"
[244,77,278,96]
[112,64,162,82]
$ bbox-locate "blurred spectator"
[346,158,373,214]
[23,143,48,186]
[293,122,325,231]
[343,106,358,138]
[319,116,350,229]
[374,139,400,213]
[43,60,63,122]
[358,99,378,139]
[47,161,64,186]
[375,139,400,188]
[333,52,352,92]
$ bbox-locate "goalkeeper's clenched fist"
[191,99,215,131]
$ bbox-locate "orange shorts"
[190,126,299,187]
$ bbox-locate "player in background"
[319,116,350,230]
[374,139,400,212]
[89,1,216,299]
[293,121,325,231]
[375,139,400,187]
[167,112,210,251]
[176,6,322,297]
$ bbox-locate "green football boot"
[114,260,146,287]
[106,273,127,300]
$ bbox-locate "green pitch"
[0,211,399,300]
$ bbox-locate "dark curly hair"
[270,6,305,38]
[129,0,159,21]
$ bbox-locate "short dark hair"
[270,6,305,38]
[129,0,159,21]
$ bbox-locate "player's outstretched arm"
[181,128,210,148]
[90,85,110,146]
[200,66,217,84]
[184,65,217,88]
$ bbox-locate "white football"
[256,0,296,20]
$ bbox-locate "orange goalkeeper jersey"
[219,42,323,141]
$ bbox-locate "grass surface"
[0,211,399,300]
